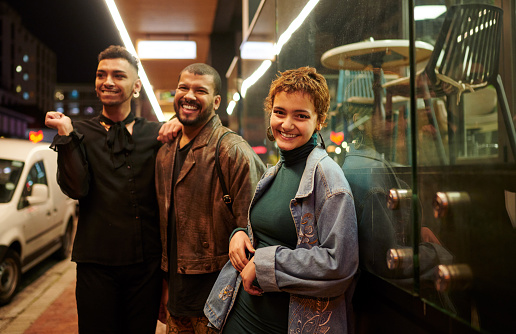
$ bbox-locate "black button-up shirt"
[51,115,162,265]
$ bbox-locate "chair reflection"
[338,54,454,312]
[383,3,516,162]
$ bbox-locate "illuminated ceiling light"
[232,92,240,101]
[274,0,320,56]
[103,0,165,121]
[241,41,275,60]
[16,65,22,72]
[240,0,320,97]
[241,60,272,98]
[137,40,197,59]
[414,5,447,21]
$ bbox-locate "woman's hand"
[229,231,254,272]
[241,257,263,296]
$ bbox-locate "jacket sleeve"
[254,169,359,298]
[50,129,90,199]
[225,141,266,229]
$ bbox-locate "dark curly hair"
[264,66,330,128]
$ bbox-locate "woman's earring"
[133,91,140,98]
[266,126,275,141]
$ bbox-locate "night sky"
[5,0,122,84]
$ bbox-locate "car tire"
[0,249,21,305]
[55,220,73,260]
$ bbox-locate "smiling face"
[270,91,320,151]
[174,71,221,129]
[95,58,141,109]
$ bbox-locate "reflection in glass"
[241,0,516,332]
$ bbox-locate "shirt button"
[202,242,209,248]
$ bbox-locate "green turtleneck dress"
[223,135,317,334]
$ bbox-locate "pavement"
[0,258,166,334]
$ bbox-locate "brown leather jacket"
[155,115,265,274]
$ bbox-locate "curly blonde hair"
[264,66,330,128]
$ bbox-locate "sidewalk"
[0,259,166,334]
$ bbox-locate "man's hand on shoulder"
[158,116,182,143]
[45,111,73,136]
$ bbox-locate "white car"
[0,138,76,305]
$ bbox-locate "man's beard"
[175,100,214,127]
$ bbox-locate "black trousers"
[76,259,162,334]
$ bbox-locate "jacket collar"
[262,146,328,200]
[188,114,222,151]
[295,146,327,199]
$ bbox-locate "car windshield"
[0,159,24,203]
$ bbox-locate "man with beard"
[45,45,179,334]
[155,63,265,333]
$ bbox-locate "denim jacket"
[205,146,359,333]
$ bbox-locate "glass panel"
[248,0,420,294]
[282,0,417,293]
[241,0,277,164]
[240,0,516,332]
[413,1,516,333]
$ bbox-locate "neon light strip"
[274,0,320,56]
[240,60,272,98]
[104,0,165,121]
[226,100,237,115]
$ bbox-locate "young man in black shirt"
[45,45,179,334]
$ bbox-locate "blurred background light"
[137,40,197,59]
[414,5,447,21]
[241,41,275,60]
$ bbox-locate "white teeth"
[281,132,297,138]
[182,104,197,110]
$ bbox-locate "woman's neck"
[280,134,317,166]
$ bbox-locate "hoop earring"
[266,126,275,142]
[133,91,140,98]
